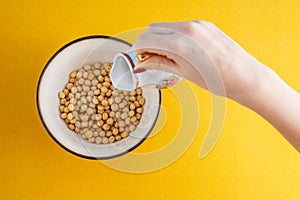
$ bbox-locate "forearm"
[236,66,300,151]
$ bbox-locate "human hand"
[134,21,272,102]
[134,21,300,152]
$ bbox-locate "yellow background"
[1,0,300,199]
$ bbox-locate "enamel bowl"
[37,36,161,159]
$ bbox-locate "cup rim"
[36,35,162,160]
[111,52,137,91]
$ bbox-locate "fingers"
[134,55,182,76]
[143,21,221,51]
[146,21,209,34]
[146,21,207,33]
[146,22,182,34]
[133,21,224,83]
[134,32,179,61]
[146,27,176,35]
[134,30,202,76]
[148,22,180,29]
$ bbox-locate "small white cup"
[110,48,181,91]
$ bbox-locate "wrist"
[231,62,276,107]
[235,64,300,150]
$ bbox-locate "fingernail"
[133,68,147,73]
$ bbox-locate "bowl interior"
[37,36,161,159]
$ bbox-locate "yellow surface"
[1,0,300,199]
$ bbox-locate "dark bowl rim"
[36,35,161,160]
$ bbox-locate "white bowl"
[37,36,161,159]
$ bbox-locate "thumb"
[133,55,182,76]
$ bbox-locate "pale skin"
[133,21,300,152]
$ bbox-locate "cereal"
[121,113,128,120]
[107,118,114,125]
[139,98,145,105]
[58,62,146,144]
[58,92,65,99]
[125,118,131,125]
[131,116,137,123]
[121,132,129,138]
[112,128,119,136]
[136,107,143,114]
[95,137,102,144]
[128,110,135,117]
[88,137,95,143]
[115,135,122,141]
[106,131,113,137]
[102,137,109,144]
[108,136,115,143]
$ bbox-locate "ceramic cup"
[36,36,161,159]
[110,48,181,91]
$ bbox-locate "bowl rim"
[36,35,161,160]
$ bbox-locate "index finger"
[146,22,183,34]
